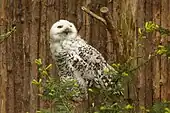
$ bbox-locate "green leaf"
[35,59,42,66]
[112,63,120,68]
[100,106,106,110]
[42,70,48,76]
[88,88,94,92]
[165,107,170,113]
[32,79,40,85]
[156,45,167,55]
[74,83,79,87]
[37,94,43,97]
[122,72,128,76]
[103,67,109,73]
[145,21,159,33]
[45,64,52,70]
[38,79,42,83]
[125,104,133,110]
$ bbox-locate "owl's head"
[50,20,77,42]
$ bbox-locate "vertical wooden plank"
[6,32,15,113]
[84,0,91,42]
[59,0,67,19]
[136,0,146,111]
[29,0,40,112]
[166,1,170,101]
[99,1,107,60]
[43,0,50,66]
[6,33,15,113]
[144,0,153,108]
[23,0,32,112]
[119,0,128,100]
[46,0,60,24]
[76,0,84,36]
[67,0,76,23]
[108,0,119,63]
[114,0,123,63]
[0,0,7,113]
[39,0,51,109]
[39,0,47,61]
[117,2,138,112]
[5,0,15,113]
[125,0,138,110]
[152,0,161,102]
[36,0,42,110]
[89,1,101,54]
[129,0,138,105]
[0,0,6,24]
[13,0,25,112]
[53,0,60,20]
[160,0,169,100]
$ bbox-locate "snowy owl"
[50,20,117,98]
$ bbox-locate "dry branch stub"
[100,7,116,37]
[100,7,119,58]
[100,7,109,13]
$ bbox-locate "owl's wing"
[67,38,117,88]
[76,38,116,72]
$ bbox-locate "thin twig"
[0,26,16,44]
[128,52,157,73]
[81,6,107,25]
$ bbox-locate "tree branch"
[81,6,117,39]
[81,6,119,60]
[81,6,107,25]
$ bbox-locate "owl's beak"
[63,28,71,35]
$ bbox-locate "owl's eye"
[70,25,72,27]
[57,25,63,28]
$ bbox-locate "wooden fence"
[0,0,170,113]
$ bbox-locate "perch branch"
[81,6,107,25]
[100,7,116,36]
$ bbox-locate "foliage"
[137,21,170,113]
[149,101,170,113]
[88,63,127,113]
[90,21,170,113]
[138,21,170,37]
[138,21,170,58]
[32,59,81,113]
[32,58,132,113]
